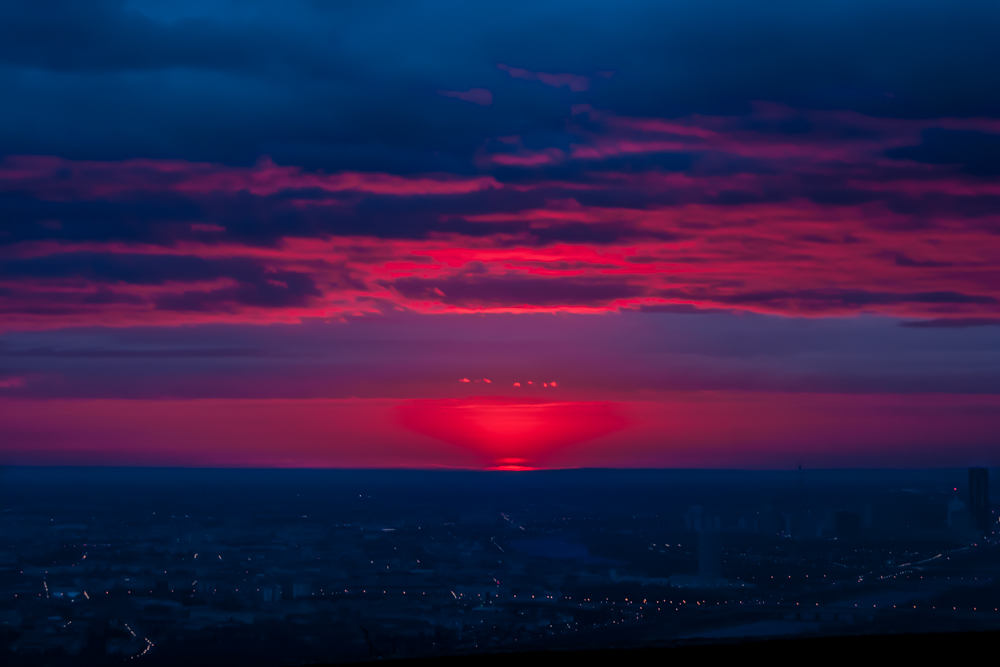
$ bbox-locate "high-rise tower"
[968,468,990,531]
[698,530,722,579]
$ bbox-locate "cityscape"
[0,467,996,665]
[2,0,1000,663]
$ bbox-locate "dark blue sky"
[1,0,998,170]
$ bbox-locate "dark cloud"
[893,254,954,268]
[0,1,342,75]
[81,288,146,305]
[0,286,144,312]
[636,304,728,315]
[0,192,207,245]
[900,318,1000,328]
[664,288,997,308]
[1,185,688,247]
[154,271,320,311]
[886,129,1000,176]
[0,252,269,284]
[2,347,277,358]
[796,234,863,245]
[0,252,322,312]
[0,1,998,170]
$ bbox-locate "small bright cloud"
[497,64,590,92]
[437,88,493,106]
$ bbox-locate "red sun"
[396,397,628,469]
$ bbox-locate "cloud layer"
[2,2,999,329]
[3,101,1000,327]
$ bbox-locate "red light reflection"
[396,397,627,469]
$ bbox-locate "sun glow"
[396,397,627,468]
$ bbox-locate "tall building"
[835,510,861,538]
[969,468,990,531]
[698,530,722,579]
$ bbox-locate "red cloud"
[4,104,1000,330]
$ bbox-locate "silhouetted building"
[698,530,722,579]
[969,468,990,531]
[836,510,861,538]
[757,499,783,534]
[948,497,971,531]
[684,505,719,532]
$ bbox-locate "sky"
[2,0,1000,469]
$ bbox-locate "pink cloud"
[437,88,493,106]
[497,64,590,92]
[486,148,565,167]
[0,377,26,389]
[0,155,502,199]
[570,104,1000,164]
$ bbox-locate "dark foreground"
[0,468,996,665]
[331,631,1000,667]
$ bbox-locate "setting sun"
[396,398,628,468]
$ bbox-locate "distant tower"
[969,468,990,531]
[797,463,803,513]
